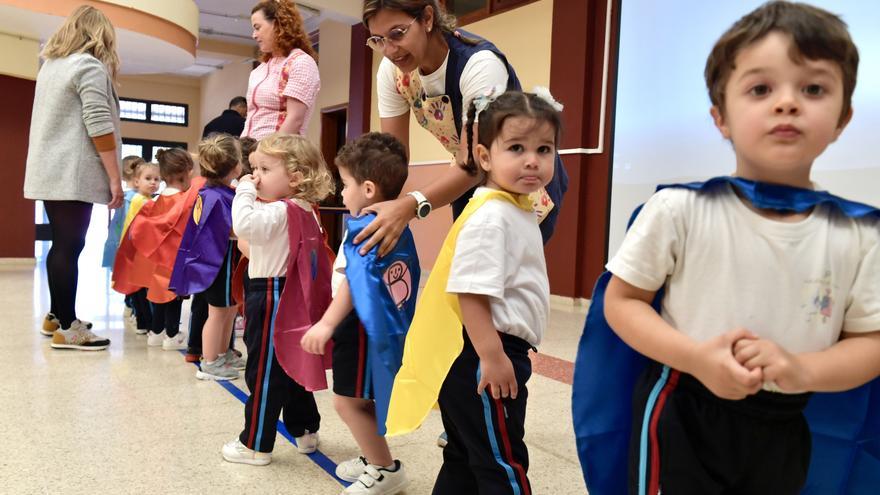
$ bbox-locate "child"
[301,132,419,494]
[597,3,880,494]
[101,155,143,270]
[386,89,561,494]
[221,132,334,465]
[121,160,160,335]
[169,134,242,380]
[143,148,195,350]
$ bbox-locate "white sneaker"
[225,349,246,370]
[295,430,319,454]
[162,331,187,351]
[146,330,166,347]
[221,439,271,466]
[195,355,239,381]
[336,456,368,482]
[134,325,149,335]
[50,320,110,351]
[343,461,409,495]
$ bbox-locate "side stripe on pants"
[637,365,680,495]
[477,367,531,495]
[247,279,279,449]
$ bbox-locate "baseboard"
[549,294,591,312]
[0,257,36,266]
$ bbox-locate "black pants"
[43,200,92,328]
[628,363,811,495]
[433,331,532,495]
[149,298,183,337]
[239,277,320,453]
[129,288,152,330]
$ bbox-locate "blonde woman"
[24,5,122,351]
[243,0,320,139]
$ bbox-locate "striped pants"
[434,331,533,495]
[239,277,320,453]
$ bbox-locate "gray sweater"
[24,53,122,204]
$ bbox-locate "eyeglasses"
[365,17,418,52]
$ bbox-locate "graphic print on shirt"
[802,270,836,324]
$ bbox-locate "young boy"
[301,132,417,495]
[603,2,880,494]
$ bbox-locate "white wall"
[609,1,880,257]
[200,59,252,134]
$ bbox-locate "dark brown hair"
[121,155,145,182]
[705,1,858,124]
[198,134,241,185]
[239,136,258,176]
[362,0,478,45]
[335,132,409,200]
[461,91,562,178]
[252,0,317,63]
[155,148,194,184]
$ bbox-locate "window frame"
[441,0,538,26]
[119,97,189,127]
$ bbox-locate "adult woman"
[24,5,122,351]
[357,0,568,255]
[243,0,321,140]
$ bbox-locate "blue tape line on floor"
[182,351,350,487]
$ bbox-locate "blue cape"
[168,184,235,296]
[572,176,880,495]
[343,213,420,435]
[102,189,137,268]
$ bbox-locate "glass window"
[120,99,147,121]
[121,143,144,159]
[150,103,187,125]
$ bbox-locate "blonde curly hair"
[256,133,334,203]
[41,5,120,81]
[252,0,318,63]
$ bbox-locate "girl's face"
[134,166,161,196]
[367,8,432,73]
[250,151,297,201]
[476,116,556,195]
[251,9,277,55]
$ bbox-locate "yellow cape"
[385,189,534,436]
[120,193,149,242]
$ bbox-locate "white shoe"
[134,326,149,335]
[50,320,110,351]
[195,355,240,381]
[146,330,166,346]
[221,439,271,466]
[336,456,368,482]
[295,430,319,454]
[162,331,187,351]
[343,461,409,495]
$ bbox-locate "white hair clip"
[471,84,507,124]
[532,86,564,112]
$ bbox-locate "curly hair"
[256,133,334,203]
[252,0,317,63]
[335,132,409,200]
[198,134,241,185]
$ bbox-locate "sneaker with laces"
[195,354,239,381]
[225,349,246,370]
[343,461,409,495]
[50,320,110,351]
[221,438,271,466]
[42,313,93,336]
[336,456,368,482]
[295,430,319,454]
[146,330,166,347]
[162,331,188,351]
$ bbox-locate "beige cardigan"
[24,53,122,204]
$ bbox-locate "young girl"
[222,133,333,465]
[387,89,561,493]
[120,161,161,335]
[169,134,242,380]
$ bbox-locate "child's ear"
[710,106,731,139]
[363,180,377,199]
[475,144,491,172]
[832,107,854,142]
[288,171,304,188]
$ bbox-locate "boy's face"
[711,31,852,187]
[338,165,377,216]
[250,151,294,201]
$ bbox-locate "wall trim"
[0,258,36,266]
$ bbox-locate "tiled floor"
[4,215,589,494]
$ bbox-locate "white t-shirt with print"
[446,187,549,346]
[377,50,509,122]
[607,184,880,355]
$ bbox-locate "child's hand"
[238,174,259,187]
[300,321,334,355]
[733,338,811,393]
[477,351,518,400]
[688,328,763,400]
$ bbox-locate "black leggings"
[44,200,93,328]
[150,298,183,337]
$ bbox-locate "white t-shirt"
[607,184,880,355]
[231,181,313,279]
[377,50,509,122]
[331,231,348,298]
[446,187,549,346]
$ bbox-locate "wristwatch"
[407,191,432,219]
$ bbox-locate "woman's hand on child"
[301,321,334,355]
[477,351,518,400]
[688,328,763,400]
[353,196,417,257]
[733,338,810,393]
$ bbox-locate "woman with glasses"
[242,0,320,140]
[355,0,568,257]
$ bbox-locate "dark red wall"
[0,74,36,257]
